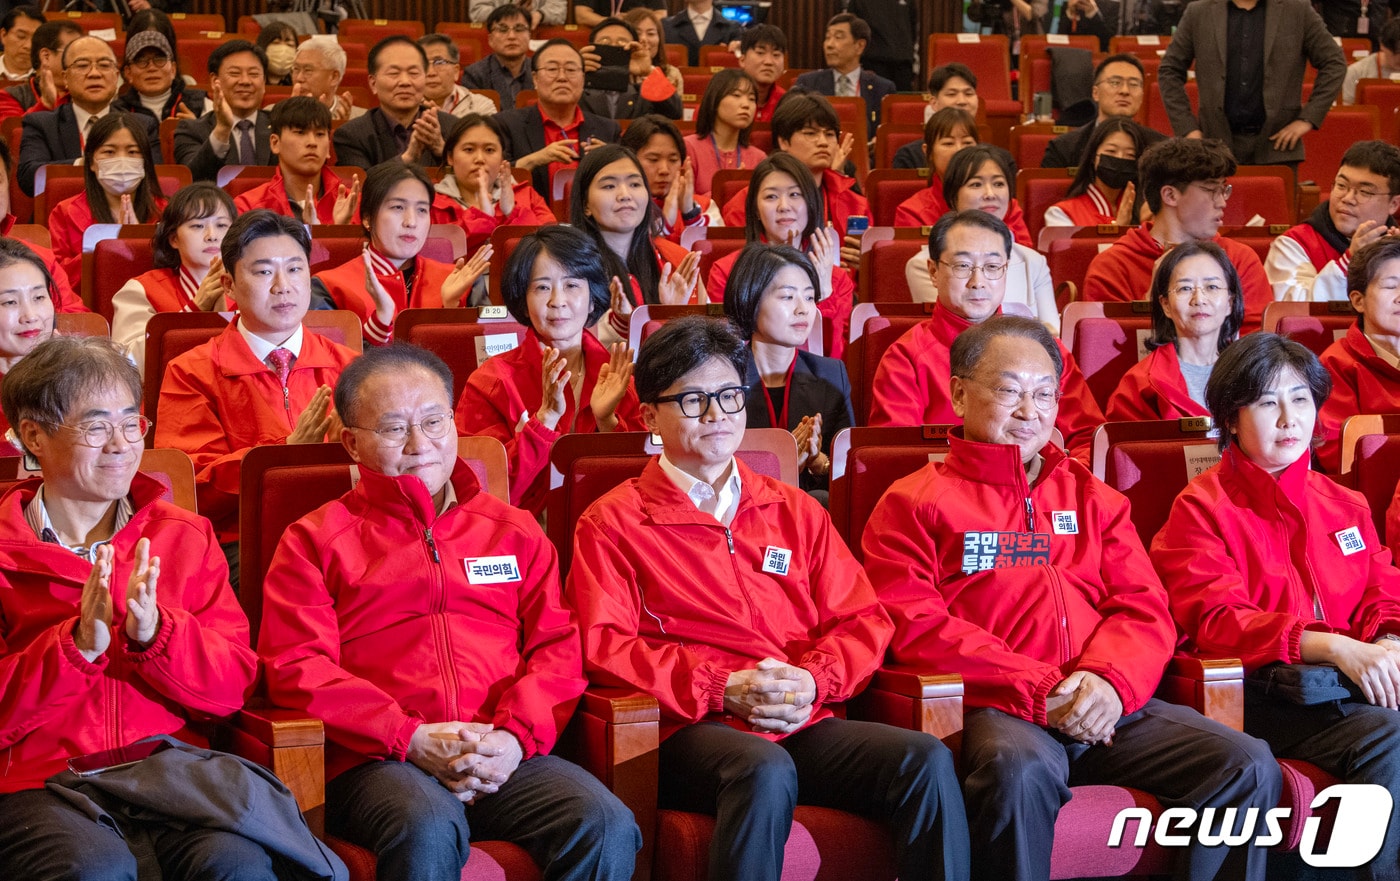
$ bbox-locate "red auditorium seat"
[1223,166,1295,228]
[1060,301,1155,411]
[1299,105,1381,189]
[859,232,925,304]
[1017,35,1100,119]
[393,307,530,396]
[1340,416,1400,538]
[865,168,928,227]
[843,302,934,424]
[1018,168,1076,248]
[1090,417,1221,545]
[1260,301,1355,358]
[1010,123,1071,174]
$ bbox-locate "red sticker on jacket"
[961,531,1052,574]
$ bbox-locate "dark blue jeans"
[0,787,277,881]
[961,697,1282,881]
[658,716,970,881]
[325,754,639,881]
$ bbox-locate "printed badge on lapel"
[1052,511,1078,535]
[465,555,523,583]
[762,546,792,576]
[1335,527,1366,556]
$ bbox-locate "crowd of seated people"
[10,2,1400,879]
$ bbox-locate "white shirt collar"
[1367,332,1400,370]
[658,452,742,526]
[25,485,133,561]
[237,320,304,366]
[73,102,112,139]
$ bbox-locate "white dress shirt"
[658,452,742,527]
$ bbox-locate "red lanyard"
[760,354,797,430]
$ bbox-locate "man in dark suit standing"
[173,40,274,183]
[18,34,158,197]
[332,36,457,172]
[794,13,895,138]
[662,0,742,67]
[1159,0,1344,167]
[496,39,620,199]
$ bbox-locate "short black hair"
[928,62,977,93]
[723,242,821,341]
[359,160,434,241]
[255,20,297,52]
[942,145,1013,211]
[1066,117,1151,199]
[444,112,505,157]
[153,183,236,271]
[1093,53,1145,81]
[1339,140,1400,200]
[1347,238,1400,321]
[744,152,823,245]
[620,114,687,159]
[695,68,758,145]
[485,3,530,30]
[1381,17,1400,54]
[634,314,748,403]
[334,342,450,428]
[501,225,610,330]
[208,39,266,78]
[740,24,787,55]
[588,16,637,42]
[368,34,428,75]
[220,209,311,278]
[31,20,79,60]
[771,93,840,147]
[1139,137,1236,214]
[0,6,44,32]
[950,314,1063,383]
[827,12,870,44]
[269,95,332,134]
[418,33,460,64]
[1146,240,1243,354]
[928,209,1012,264]
[1206,332,1332,452]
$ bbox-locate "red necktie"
[268,347,293,387]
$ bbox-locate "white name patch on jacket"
[465,555,523,583]
[1052,511,1079,535]
[1335,527,1366,556]
[762,546,792,576]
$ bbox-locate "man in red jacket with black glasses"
[258,343,639,881]
[863,314,1282,881]
[568,315,969,881]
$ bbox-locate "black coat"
[174,110,273,183]
[743,348,854,492]
[19,104,161,198]
[495,105,621,198]
[662,10,743,66]
[332,107,459,171]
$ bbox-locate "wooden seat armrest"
[850,668,964,752]
[1157,655,1244,732]
[560,687,660,881]
[220,707,326,837]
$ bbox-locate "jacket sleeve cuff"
[121,605,176,663]
[1339,250,1352,274]
[607,308,630,339]
[495,714,539,760]
[391,715,422,762]
[796,654,833,706]
[1030,668,1062,727]
[364,312,394,346]
[59,621,108,674]
[706,665,731,714]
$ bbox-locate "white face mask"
[266,43,296,77]
[94,156,145,195]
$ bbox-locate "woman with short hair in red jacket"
[312,162,489,345]
[457,225,646,513]
[1152,332,1400,881]
[0,336,263,878]
[1106,240,1243,422]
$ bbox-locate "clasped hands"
[1045,670,1123,746]
[408,721,524,804]
[724,657,817,735]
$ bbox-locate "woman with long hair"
[707,153,852,357]
[1106,240,1244,420]
[49,113,165,286]
[569,143,702,345]
[623,7,683,95]
[1045,118,1151,228]
[112,183,237,375]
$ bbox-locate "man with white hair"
[290,35,364,122]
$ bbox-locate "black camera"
[966,0,1007,28]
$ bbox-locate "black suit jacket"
[662,10,743,66]
[332,107,459,171]
[174,110,273,183]
[578,87,683,121]
[793,67,897,136]
[19,104,161,198]
[742,348,854,491]
[495,105,622,197]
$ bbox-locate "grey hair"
[297,35,346,75]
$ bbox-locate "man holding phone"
[579,17,682,120]
[332,35,457,171]
[496,39,621,198]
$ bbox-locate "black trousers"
[961,698,1281,881]
[1245,691,1400,881]
[325,754,639,881]
[0,787,277,881]
[658,717,970,881]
